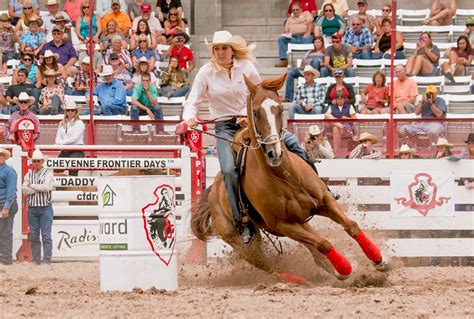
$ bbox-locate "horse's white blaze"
[261,98,281,157]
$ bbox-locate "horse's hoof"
[375,253,392,272]
[335,272,350,281]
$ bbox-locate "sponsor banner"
[52,222,99,258]
[45,158,181,170]
[54,177,98,187]
[391,171,454,217]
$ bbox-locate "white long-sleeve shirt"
[55,119,85,145]
[182,59,261,121]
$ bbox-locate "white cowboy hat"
[0,148,11,159]
[31,149,44,160]
[308,125,322,136]
[138,56,148,63]
[98,64,114,76]
[358,132,379,144]
[205,30,248,49]
[396,144,416,154]
[13,92,35,105]
[40,49,60,64]
[46,0,59,4]
[81,56,90,64]
[433,137,453,148]
[64,100,80,110]
[300,65,320,78]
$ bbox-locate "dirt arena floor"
[0,256,473,318]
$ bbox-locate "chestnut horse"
[192,74,391,280]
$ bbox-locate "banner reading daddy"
[391,171,453,217]
[45,158,181,170]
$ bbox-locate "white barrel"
[98,176,178,292]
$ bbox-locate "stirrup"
[332,192,341,201]
[241,224,255,246]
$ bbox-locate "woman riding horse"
[177,30,309,245]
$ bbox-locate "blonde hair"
[209,40,256,71]
[59,108,80,128]
[21,0,35,21]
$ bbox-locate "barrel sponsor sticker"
[141,185,176,266]
[99,219,129,250]
[101,184,117,207]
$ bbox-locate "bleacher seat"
[353,59,383,78]
[443,76,472,95]
[446,94,474,114]
[454,9,474,25]
[413,75,445,92]
[0,76,12,93]
[397,9,430,26]
[287,43,313,69]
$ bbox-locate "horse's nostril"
[267,150,274,159]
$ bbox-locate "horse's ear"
[275,73,287,91]
[243,74,257,95]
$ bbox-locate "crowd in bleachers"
[0,0,193,125]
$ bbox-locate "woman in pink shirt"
[63,0,82,27]
[361,71,389,114]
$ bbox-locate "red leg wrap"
[354,230,382,263]
[323,246,352,276]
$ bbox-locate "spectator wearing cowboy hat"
[5,92,40,142]
[55,100,85,176]
[88,65,127,115]
[38,49,67,88]
[433,137,454,159]
[39,26,78,71]
[302,125,335,160]
[73,56,96,96]
[41,0,72,36]
[0,13,19,76]
[400,85,446,144]
[163,29,194,73]
[348,0,375,33]
[288,65,325,119]
[349,132,382,159]
[38,68,65,115]
[101,0,132,36]
[22,149,54,265]
[130,71,164,132]
[0,147,18,265]
[48,14,72,42]
[132,3,164,37]
[107,52,134,95]
[131,34,156,72]
[462,133,474,159]
[19,15,46,55]
[396,144,416,159]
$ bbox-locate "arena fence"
[205,157,474,266]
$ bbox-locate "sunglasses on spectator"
[169,13,177,16]
[23,6,32,9]
[382,9,390,12]
[23,58,32,61]
[110,57,118,61]
[138,40,147,43]
[66,109,76,112]
[352,23,361,26]
[0,19,9,22]
[325,9,333,12]
[32,160,42,163]
[83,5,89,8]
[19,101,30,104]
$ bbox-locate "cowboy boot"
[305,158,341,200]
[274,59,288,67]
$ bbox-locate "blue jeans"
[0,200,18,263]
[214,120,307,226]
[288,103,323,119]
[320,67,355,78]
[101,104,126,115]
[160,85,190,97]
[38,95,62,115]
[1,104,19,115]
[130,104,164,132]
[353,49,372,60]
[278,34,314,60]
[284,59,322,101]
[370,51,406,59]
[28,205,53,263]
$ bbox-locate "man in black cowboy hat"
[163,29,194,73]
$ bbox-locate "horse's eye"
[253,110,259,118]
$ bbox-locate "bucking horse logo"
[141,185,176,265]
[395,173,451,216]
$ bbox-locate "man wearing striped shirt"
[288,65,325,119]
[22,150,54,265]
[0,148,18,265]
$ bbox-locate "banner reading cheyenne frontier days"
[390,172,454,217]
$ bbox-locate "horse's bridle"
[249,93,286,149]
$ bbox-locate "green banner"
[100,243,128,251]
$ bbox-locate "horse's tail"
[191,187,214,241]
